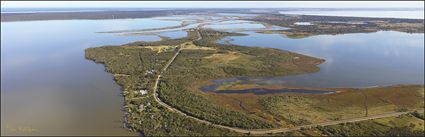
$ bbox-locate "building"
[139,89,148,95]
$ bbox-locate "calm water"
[201,77,335,95]
[279,9,425,19]
[1,13,424,135]
[159,31,187,39]
[219,31,424,88]
[204,22,265,30]
[216,13,259,17]
[0,8,169,13]
[1,18,180,136]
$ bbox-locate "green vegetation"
[260,85,424,126]
[86,45,175,91]
[126,29,199,46]
[86,28,424,136]
[282,113,424,136]
[251,14,424,38]
[411,111,425,120]
[86,40,242,136]
[86,28,324,134]
[158,29,324,129]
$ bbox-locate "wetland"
[2,8,424,136]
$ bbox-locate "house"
[138,104,145,110]
[145,70,155,75]
[139,89,148,95]
[138,104,145,112]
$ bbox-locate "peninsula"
[86,25,424,136]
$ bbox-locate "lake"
[201,77,336,95]
[279,9,424,19]
[1,14,263,135]
[218,31,424,88]
[0,18,181,136]
[1,13,424,135]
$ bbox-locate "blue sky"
[1,1,424,9]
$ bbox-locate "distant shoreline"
[2,8,424,22]
[0,9,250,22]
[1,10,177,22]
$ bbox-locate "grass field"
[281,113,424,136]
[199,84,424,127]
[140,45,177,53]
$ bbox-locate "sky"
[1,1,424,9]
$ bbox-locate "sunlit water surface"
[1,18,181,136]
[279,9,424,19]
[218,31,424,88]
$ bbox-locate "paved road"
[150,29,420,135]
